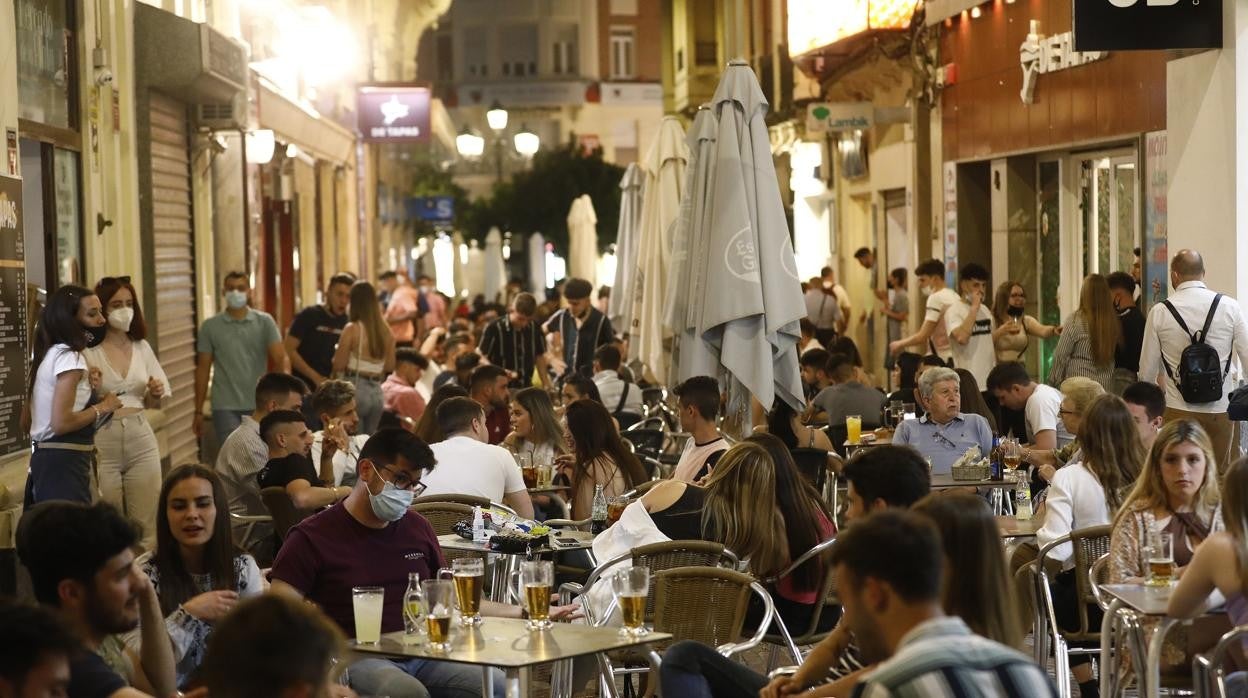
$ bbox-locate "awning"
[257,80,356,165]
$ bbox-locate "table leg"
[504,667,526,698]
[1144,618,1179,698]
[1099,600,1122,698]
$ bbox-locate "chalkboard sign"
[0,175,27,458]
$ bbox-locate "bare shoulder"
[641,479,687,511]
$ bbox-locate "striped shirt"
[478,316,546,388]
[543,307,615,378]
[851,617,1056,698]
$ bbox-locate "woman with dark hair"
[412,384,469,444]
[560,374,603,406]
[504,387,568,464]
[126,464,262,688]
[25,285,122,505]
[333,280,396,435]
[956,368,998,433]
[85,276,171,549]
[764,399,833,453]
[559,399,646,519]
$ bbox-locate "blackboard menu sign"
[0,175,27,458]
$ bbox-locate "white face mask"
[108,306,135,332]
[920,285,933,297]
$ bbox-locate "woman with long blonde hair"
[700,441,789,581]
[332,280,395,435]
[1048,274,1121,393]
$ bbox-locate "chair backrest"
[641,387,667,408]
[259,487,309,541]
[631,540,738,619]
[622,479,661,499]
[414,493,492,509]
[617,411,644,431]
[827,424,849,458]
[1195,624,1248,697]
[789,448,830,491]
[1038,524,1112,641]
[622,429,665,458]
[652,566,756,648]
[410,502,475,535]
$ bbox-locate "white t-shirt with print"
[31,344,91,442]
[943,300,996,388]
[923,288,960,359]
[1025,383,1075,446]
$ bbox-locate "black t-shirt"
[288,305,348,388]
[1116,304,1146,372]
[257,453,320,489]
[68,649,126,698]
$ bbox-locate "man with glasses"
[893,367,994,476]
[270,429,577,697]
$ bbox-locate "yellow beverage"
[351,589,384,645]
[1148,558,1175,586]
[453,573,483,615]
[620,593,646,630]
[426,614,452,644]
[524,583,552,621]
[846,416,862,444]
[537,465,553,487]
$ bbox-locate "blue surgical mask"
[367,472,413,522]
[225,290,248,309]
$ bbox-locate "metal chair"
[622,429,665,460]
[761,536,838,665]
[626,417,667,433]
[617,411,644,431]
[789,448,830,492]
[1034,525,1113,698]
[229,511,272,552]
[1193,624,1248,698]
[827,424,849,458]
[621,480,661,499]
[259,487,309,541]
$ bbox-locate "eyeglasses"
[100,275,131,285]
[378,463,426,495]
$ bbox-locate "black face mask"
[1006,306,1024,318]
[85,325,107,348]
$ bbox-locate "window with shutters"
[552,25,578,76]
[500,24,537,79]
[609,27,635,80]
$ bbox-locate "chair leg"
[1054,640,1071,698]
[766,644,780,674]
[771,615,803,665]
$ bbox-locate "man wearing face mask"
[889,259,957,365]
[256,410,351,511]
[195,271,288,449]
[270,428,580,697]
[1107,271,1145,393]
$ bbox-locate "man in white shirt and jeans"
[889,259,957,364]
[1139,250,1248,469]
[422,396,535,517]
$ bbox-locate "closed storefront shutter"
[148,93,198,468]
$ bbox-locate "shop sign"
[806,102,874,134]
[1020,21,1107,104]
[357,85,431,143]
[1144,131,1168,306]
[1075,0,1221,51]
[409,196,454,225]
[0,174,28,458]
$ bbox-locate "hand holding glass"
[441,558,485,626]
[511,560,554,630]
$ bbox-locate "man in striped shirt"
[478,292,551,389]
[835,511,1056,698]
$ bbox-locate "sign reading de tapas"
[1074,0,1222,51]
[357,85,431,143]
[806,102,874,134]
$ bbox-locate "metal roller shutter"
[148,93,198,468]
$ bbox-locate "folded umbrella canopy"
[629,116,689,385]
[698,60,806,421]
[483,227,506,304]
[451,232,469,301]
[608,163,644,331]
[527,232,547,302]
[567,194,599,287]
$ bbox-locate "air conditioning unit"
[195,94,246,130]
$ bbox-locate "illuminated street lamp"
[486,100,509,132]
[455,126,485,158]
[513,124,540,158]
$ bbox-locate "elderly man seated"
[893,366,994,476]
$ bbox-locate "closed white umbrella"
[527,232,547,302]
[567,195,599,286]
[699,60,806,425]
[465,239,485,301]
[451,231,469,301]
[630,116,689,385]
[609,163,644,330]
[484,227,506,304]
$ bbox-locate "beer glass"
[517,452,537,488]
[351,587,384,645]
[421,579,455,651]
[1001,437,1022,479]
[441,558,485,625]
[612,567,650,637]
[512,560,554,630]
[1146,531,1175,587]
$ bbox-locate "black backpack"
[1161,294,1230,404]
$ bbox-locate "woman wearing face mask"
[126,465,262,688]
[25,285,123,505]
[991,281,1061,364]
[84,276,172,549]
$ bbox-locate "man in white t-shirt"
[671,376,728,482]
[422,396,534,517]
[592,345,644,416]
[889,259,956,363]
[987,362,1075,449]
[943,263,995,388]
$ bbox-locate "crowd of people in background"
[6,244,1248,698]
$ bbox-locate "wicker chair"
[259,487,309,541]
[409,502,484,565]
[762,536,838,665]
[1034,525,1112,697]
[414,493,492,508]
[1194,624,1248,698]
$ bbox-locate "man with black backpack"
[1139,250,1248,469]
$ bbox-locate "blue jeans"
[212,409,250,445]
[659,640,768,698]
[348,657,504,698]
[351,377,384,436]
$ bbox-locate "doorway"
[1076,151,1139,279]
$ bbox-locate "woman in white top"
[84,276,172,549]
[1037,394,1143,691]
[333,281,395,435]
[25,285,123,505]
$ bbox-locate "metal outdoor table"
[1098,583,1189,698]
[350,618,671,698]
[996,515,1040,539]
[526,485,571,495]
[930,474,1018,489]
[438,532,597,602]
